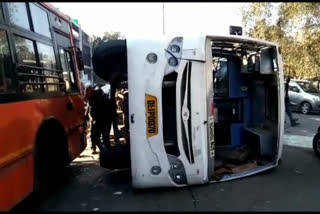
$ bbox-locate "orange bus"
[0,2,87,211]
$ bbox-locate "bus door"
[59,46,85,154]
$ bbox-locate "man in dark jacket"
[285,77,299,126]
[85,85,114,151]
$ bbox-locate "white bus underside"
[93,35,284,188]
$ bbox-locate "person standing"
[84,85,114,152]
[285,77,299,127]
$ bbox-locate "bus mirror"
[76,48,84,71]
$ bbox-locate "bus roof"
[40,2,71,22]
[128,33,278,48]
[206,34,278,47]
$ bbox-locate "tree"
[91,31,124,51]
[241,3,320,79]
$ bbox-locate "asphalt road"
[15,145,320,212]
[12,112,320,211]
[285,112,320,136]
[284,112,319,148]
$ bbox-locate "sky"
[51,3,248,38]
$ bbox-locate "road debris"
[294,169,303,175]
[113,191,123,195]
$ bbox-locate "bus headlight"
[146,53,157,64]
[151,166,161,175]
[168,57,178,66]
[170,44,180,53]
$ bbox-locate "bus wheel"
[34,119,70,195]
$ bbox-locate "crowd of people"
[83,82,129,154]
[84,83,117,154]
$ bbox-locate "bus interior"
[210,39,280,181]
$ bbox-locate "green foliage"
[90,31,124,51]
[242,3,320,79]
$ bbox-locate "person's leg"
[102,120,112,149]
[94,122,105,151]
[110,86,120,143]
[90,122,97,152]
[285,102,298,126]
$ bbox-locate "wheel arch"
[300,101,312,111]
[33,116,71,188]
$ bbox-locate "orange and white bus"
[0,2,87,210]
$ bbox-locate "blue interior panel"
[228,60,248,98]
[231,123,244,147]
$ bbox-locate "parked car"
[288,79,320,114]
[313,127,320,157]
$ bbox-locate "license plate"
[208,115,215,157]
[145,94,158,138]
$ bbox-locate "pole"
[162,3,165,35]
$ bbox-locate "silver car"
[288,79,320,114]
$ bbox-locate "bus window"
[59,48,71,91]
[37,42,59,92]
[0,30,14,93]
[37,42,56,70]
[59,47,77,92]
[29,3,51,38]
[8,3,31,30]
[14,35,43,93]
[66,50,78,90]
[72,29,79,38]
[14,35,37,66]
[54,32,71,49]
[83,45,91,66]
[214,58,228,97]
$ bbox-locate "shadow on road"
[11,166,75,212]
[11,148,101,212]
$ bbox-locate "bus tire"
[92,39,128,83]
[33,118,70,195]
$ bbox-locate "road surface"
[12,113,320,211]
[285,112,319,148]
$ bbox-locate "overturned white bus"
[92,34,285,188]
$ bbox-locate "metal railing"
[16,64,65,90]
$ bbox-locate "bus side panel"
[0,100,43,211]
[0,154,34,211]
[68,94,87,157]
[39,95,86,160]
